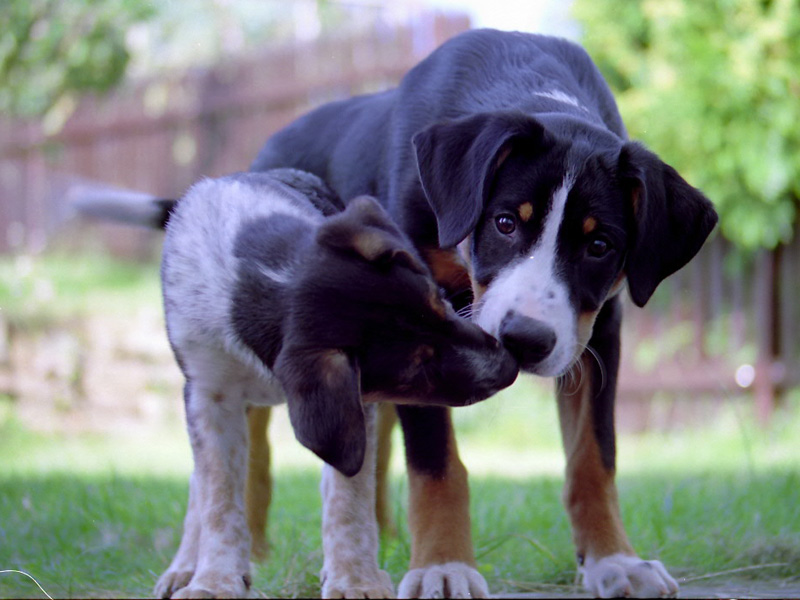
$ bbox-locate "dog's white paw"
[169,585,217,599]
[398,562,488,599]
[582,553,678,598]
[154,568,195,598]
[166,572,251,599]
[321,567,394,599]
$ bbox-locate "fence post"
[778,240,796,391]
[753,249,775,425]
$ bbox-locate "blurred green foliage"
[0,253,161,328]
[0,0,155,117]
[0,0,360,123]
[573,0,800,250]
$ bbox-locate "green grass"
[1,393,799,599]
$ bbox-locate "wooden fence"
[619,234,799,424]
[0,12,470,257]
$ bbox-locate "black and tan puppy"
[252,30,718,598]
[88,169,518,598]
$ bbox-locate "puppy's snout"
[499,311,556,369]
[492,343,520,390]
[443,318,519,403]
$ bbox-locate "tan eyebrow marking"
[583,216,598,235]
[518,202,534,222]
[496,145,513,169]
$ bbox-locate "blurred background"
[0,1,799,597]
[1,0,797,438]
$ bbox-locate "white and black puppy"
[122,170,517,598]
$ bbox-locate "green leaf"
[573,0,800,250]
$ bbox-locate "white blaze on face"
[474,174,578,377]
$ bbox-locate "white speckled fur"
[154,472,203,598]
[157,176,389,599]
[320,405,394,599]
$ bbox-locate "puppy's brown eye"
[495,214,516,235]
[588,237,610,258]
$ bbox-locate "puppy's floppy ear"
[620,142,718,307]
[413,112,551,248]
[316,195,427,274]
[274,346,365,476]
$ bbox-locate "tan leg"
[245,406,272,561]
[557,355,633,561]
[406,426,473,568]
[557,298,678,598]
[396,406,488,599]
[374,403,398,537]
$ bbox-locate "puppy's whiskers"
[564,357,584,396]
[559,347,595,396]
[456,304,474,319]
[584,344,606,393]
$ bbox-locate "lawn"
[1,389,799,599]
[1,254,799,598]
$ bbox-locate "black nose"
[499,311,556,369]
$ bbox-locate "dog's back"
[391,30,624,130]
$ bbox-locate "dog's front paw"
[398,562,488,599]
[583,553,678,598]
[169,586,217,599]
[320,567,394,599]
[168,572,251,599]
[154,568,195,599]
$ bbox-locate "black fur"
[252,30,717,311]
[396,405,451,477]
[584,295,622,470]
[412,112,552,248]
[230,216,310,368]
[618,142,720,307]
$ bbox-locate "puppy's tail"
[71,184,176,230]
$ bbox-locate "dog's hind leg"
[320,404,394,598]
[375,403,398,537]
[245,405,272,561]
[557,297,678,599]
[396,406,488,599]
